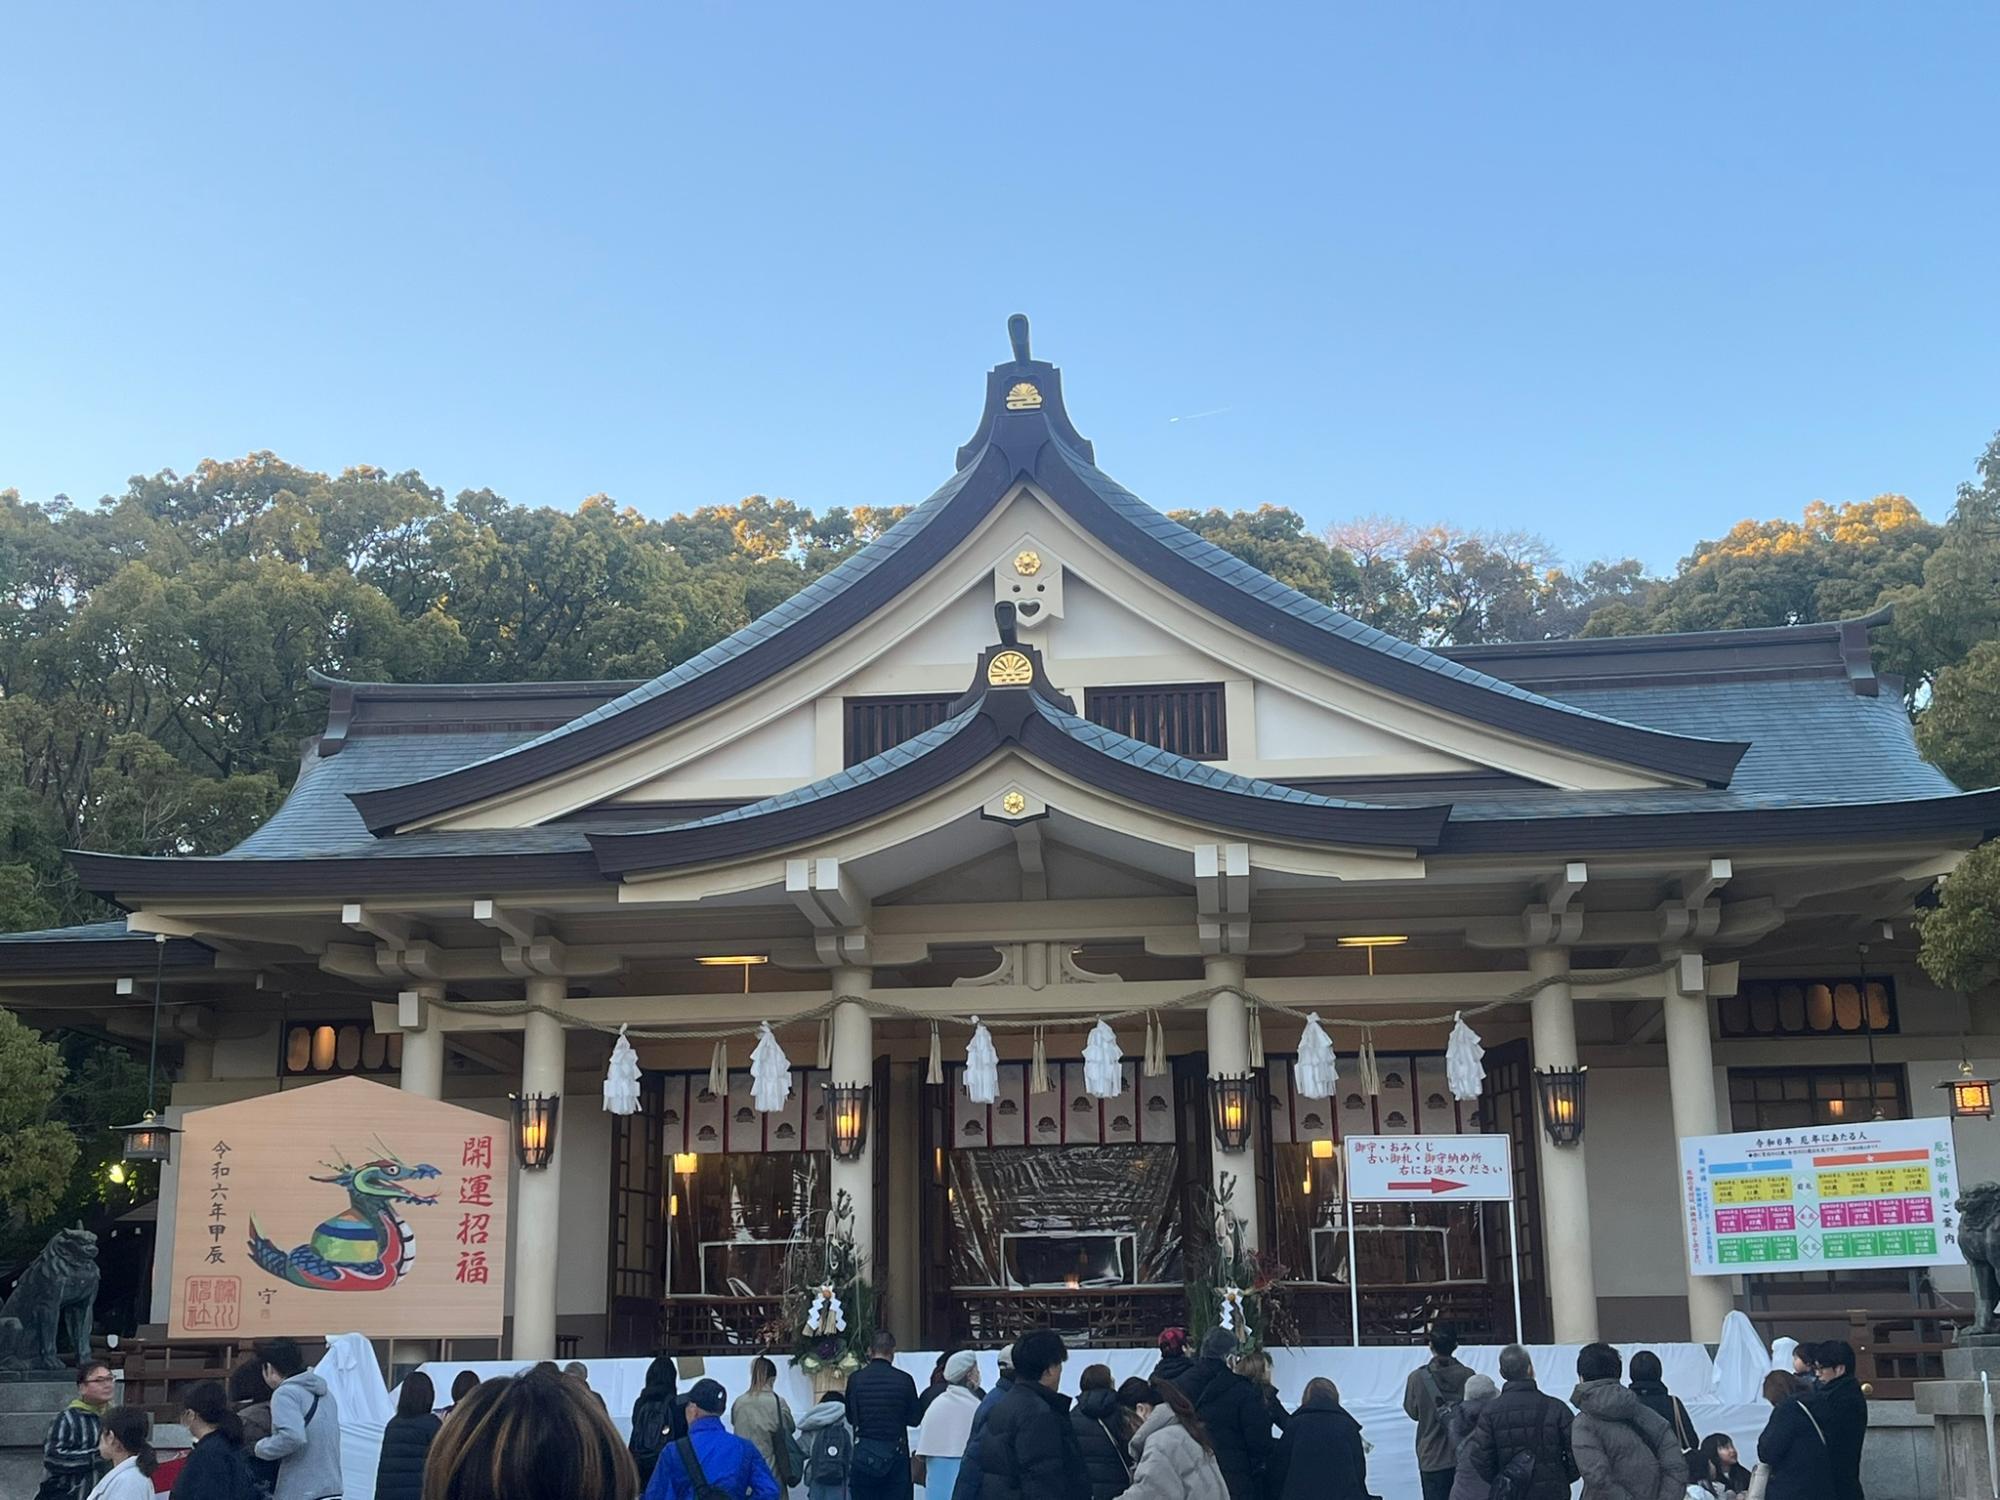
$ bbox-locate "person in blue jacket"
[642,1378,782,1500]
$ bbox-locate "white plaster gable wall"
[611,702,818,803]
[1250,680,1482,775]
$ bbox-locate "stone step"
[0,1382,75,1413]
[0,1409,58,1448]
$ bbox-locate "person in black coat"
[628,1353,688,1486]
[1151,1327,1193,1389]
[1175,1328,1276,1500]
[849,1329,924,1500]
[171,1380,260,1500]
[978,1329,1089,1500]
[1626,1349,1698,1475]
[1756,1370,1833,1500]
[1461,1346,1577,1500]
[1069,1365,1131,1500]
[1268,1378,1367,1500]
[1811,1342,1868,1500]
[374,1370,441,1500]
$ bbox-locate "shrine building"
[5,319,1998,1360]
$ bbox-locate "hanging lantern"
[826,1083,870,1161]
[1534,1066,1587,1146]
[1210,1073,1255,1153]
[511,1093,560,1170]
[1939,1062,1997,1120]
[114,1110,179,1165]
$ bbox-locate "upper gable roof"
[349,321,1747,835]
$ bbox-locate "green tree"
[0,1008,80,1224]
[1921,840,2000,994]
[1917,641,2000,790]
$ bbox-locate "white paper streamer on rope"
[815,1018,832,1071]
[1144,1012,1167,1078]
[601,1024,642,1116]
[1083,1019,1124,1099]
[1293,1013,1337,1099]
[1248,1006,1266,1069]
[805,1283,846,1336]
[1218,1285,1246,1333]
[749,1021,793,1112]
[708,1040,728,1097]
[926,1022,943,1086]
[1030,1027,1051,1095]
[1358,1036,1382,1097]
[964,1017,1000,1105]
[1445,1011,1487,1101]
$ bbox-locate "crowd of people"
[33,1326,1872,1500]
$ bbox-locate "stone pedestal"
[1913,1337,2000,1498]
[0,1379,83,1497]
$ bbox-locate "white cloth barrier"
[272,1340,1770,1500]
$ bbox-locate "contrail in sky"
[1168,406,1231,424]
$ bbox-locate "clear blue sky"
[4,4,1996,570]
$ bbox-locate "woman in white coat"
[85,1409,157,1500]
[1116,1377,1228,1500]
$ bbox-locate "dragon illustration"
[248,1153,441,1292]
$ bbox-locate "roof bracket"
[1522,862,1588,946]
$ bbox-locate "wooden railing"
[1286,1283,1511,1346]
[114,1338,329,1416]
[946,1287,1186,1347]
[1744,1306,1970,1400]
[658,1296,791,1353]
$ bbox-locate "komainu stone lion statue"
[0,1226,99,1372]
[1957,1184,2000,1336]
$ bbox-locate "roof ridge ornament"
[1008,312,1031,363]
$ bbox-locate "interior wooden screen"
[605,1073,666,1355]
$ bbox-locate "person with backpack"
[641,1377,781,1500]
[1755,1370,1832,1500]
[1569,1343,1685,1500]
[800,1387,856,1500]
[1404,1326,1474,1500]
[1460,1345,1576,1500]
[630,1355,690,1487]
[917,1352,985,1500]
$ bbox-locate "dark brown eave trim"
[589,690,1452,878]
[1436,789,2000,854]
[66,849,609,900]
[0,937,215,976]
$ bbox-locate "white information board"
[1345,1134,1514,1202]
[1678,1117,1961,1277]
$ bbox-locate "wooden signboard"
[167,1076,509,1339]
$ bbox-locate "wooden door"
[1478,1039,1550,1341]
[605,1073,666,1354]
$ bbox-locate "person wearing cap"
[642,1377,781,1500]
[949,1351,1014,1500]
[915,1351,985,1500]
[1810,1341,1867,1500]
[1175,1329,1274,1500]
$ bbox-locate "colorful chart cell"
[1712,1173,1792,1205]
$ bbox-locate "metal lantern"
[114,1110,179,1164]
[1940,1064,1997,1120]
[1210,1073,1256,1153]
[1534,1066,1588,1146]
[826,1083,871,1161]
[511,1092,561,1170]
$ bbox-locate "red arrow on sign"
[1388,1177,1467,1195]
